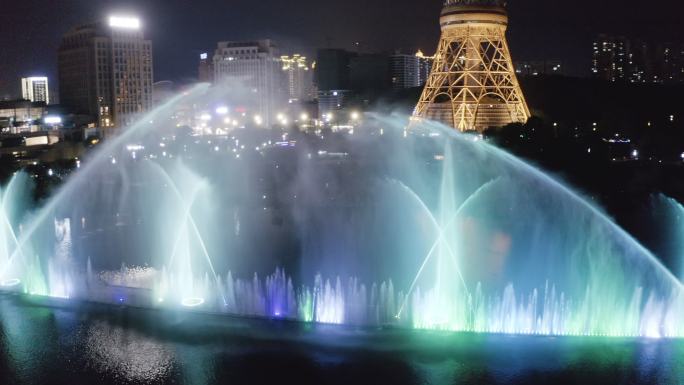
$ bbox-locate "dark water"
[1,294,683,385]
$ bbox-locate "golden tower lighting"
[414,0,530,132]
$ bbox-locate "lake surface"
[0,293,683,385]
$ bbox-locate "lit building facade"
[416,50,435,86]
[0,100,47,134]
[198,53,214,83]
[212,40,284,126]
[21,77,50,104]
[281,54,314,103]
[390,54,421,89]
[317,90,349,120]
[592,35,630,82]
[58,16,153,136]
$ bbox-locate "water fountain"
[652,195,684,282]
[1,84,684,339]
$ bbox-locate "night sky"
[0,0,681,99]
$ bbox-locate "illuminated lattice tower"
[414,0,530,132]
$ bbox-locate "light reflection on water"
[1,294,684,385]
[83,320,175,383]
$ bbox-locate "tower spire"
[414,0,529,132]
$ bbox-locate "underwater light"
[181,298,205,307]
[0,278,21,287]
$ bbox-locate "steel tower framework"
[414,0,530,132]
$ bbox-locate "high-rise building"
[627,39,652,83]
[655,43,684,83]
[349,53,390,94]
[592,35,630,82]
[21,77,50,104]
[315,49,355,92]
[281,54,314,102]
[592,35,629,82]
[390,54,420,89]
[213,40,284,125]
[198,53,214,83]
[58,15,153,135]
[416,50,435,86]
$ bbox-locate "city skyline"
[1,0,682,99]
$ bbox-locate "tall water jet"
[652,195,684,282]
[0,172,33,290]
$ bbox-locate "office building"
[198,53,213,83]
[315,49,355,92]
[349,53,390,94]
[58,15,153,136]
[213,40,284,125]
[21,77,50,104]
[390,53,421,89]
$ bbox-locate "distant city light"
[126,144,144,151]
[351,111,360,121]
[216,106,229,115]
[44,116,62,124]
[200,113,212,121]
[300,113,309,121]
[108,16,141,29]
[200,53,208,60]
